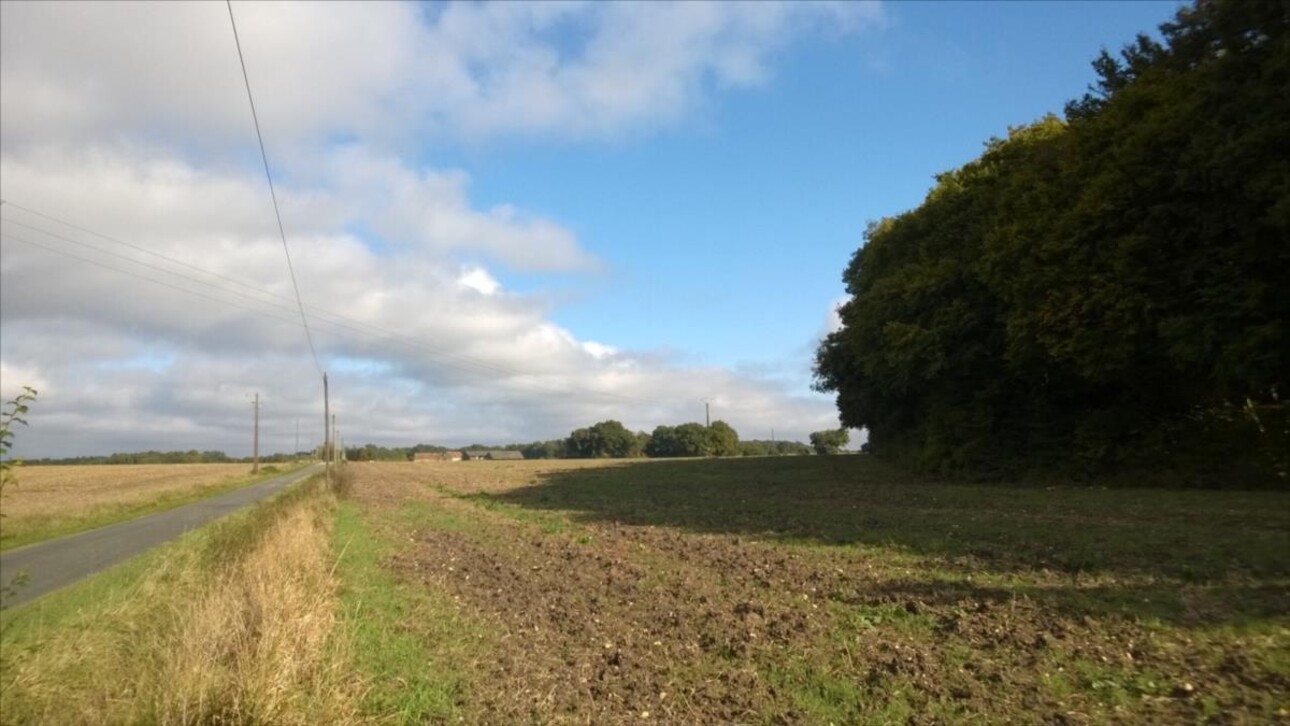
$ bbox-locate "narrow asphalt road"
[0,463,322,609]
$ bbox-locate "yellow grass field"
[0,463,277,550]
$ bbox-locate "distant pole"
[251,392,260,473]
[323,372,330,485]
[295,418,299,458]
[703,398,711,427]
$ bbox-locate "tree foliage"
[739,439,813,457]
[564,420,642,458]
[645,421,741,457]
[809,429,850,456]
[0,387,38,501]
[815,0,1289,483]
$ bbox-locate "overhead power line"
[0,211,656,406]
[226,0,322,375]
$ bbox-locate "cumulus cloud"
[0,1,871,457]
[1,0,882,147]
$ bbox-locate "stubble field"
[0,462,281,550]
[338,458,1290,724]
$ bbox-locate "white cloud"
[1,1,882,147]
[458,267,501,296]
[0,1,870,457]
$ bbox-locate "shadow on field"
[483,456,1290,625]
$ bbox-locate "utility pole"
[702,398,711,427]
[323,372,330,485]
[251,393,260,473]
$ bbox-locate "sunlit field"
[0,463,293,550]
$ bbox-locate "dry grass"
[154,491,357,724]
[0,463,301,551]
[2,463,252,521]
[0,476,360,725]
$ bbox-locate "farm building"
[463,450,524,461]
[412,451,463,462]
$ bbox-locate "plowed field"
[346,458,1289,724]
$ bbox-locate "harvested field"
[0,463,277,550]
[344,459,1290,724]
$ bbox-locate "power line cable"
[0,199,300,304]
[226,0,322,375]
[1,232,313,330]
[0,212,653,403]
[0,220,657,405]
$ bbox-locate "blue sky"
[1,1,1186,456]
[433,1,1182,373]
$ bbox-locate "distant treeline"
[344,421,849,461]
[27,450,308,466]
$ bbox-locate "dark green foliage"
[30,449,233,465]
[346,444,415,462]
[809,429,850,455]
[708,421,740,457]
[645,421,742,457]
[564,420,641,458]
[739,440,813,457]
[815,0,1289,484]
[522,440,566,459]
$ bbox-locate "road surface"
[0,463,322,609]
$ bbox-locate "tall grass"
[0,476,360,724]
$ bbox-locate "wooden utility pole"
[251,392,260,473]
[703,398,711,427]
[323,372,330,485]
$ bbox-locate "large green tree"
[564,420,639,458]
[815,0,1288,482]
[809,429,850,456]
[644,421,742,457]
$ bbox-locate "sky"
[0,0,1183,458]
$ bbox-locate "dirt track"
[351,461,1290,724]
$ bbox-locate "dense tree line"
[815,0,1288,484]
[739,440,813,457]
[29,450,234,465]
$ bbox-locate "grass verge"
[0,473,355,725]
[332,499,482,724]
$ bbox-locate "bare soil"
[349,460,1290,724]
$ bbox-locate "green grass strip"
[332,501,480,724]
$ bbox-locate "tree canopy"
[645,421,741,457]
[564,420,643,459]
[814,0,1288,483]
[809,429,850,456]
